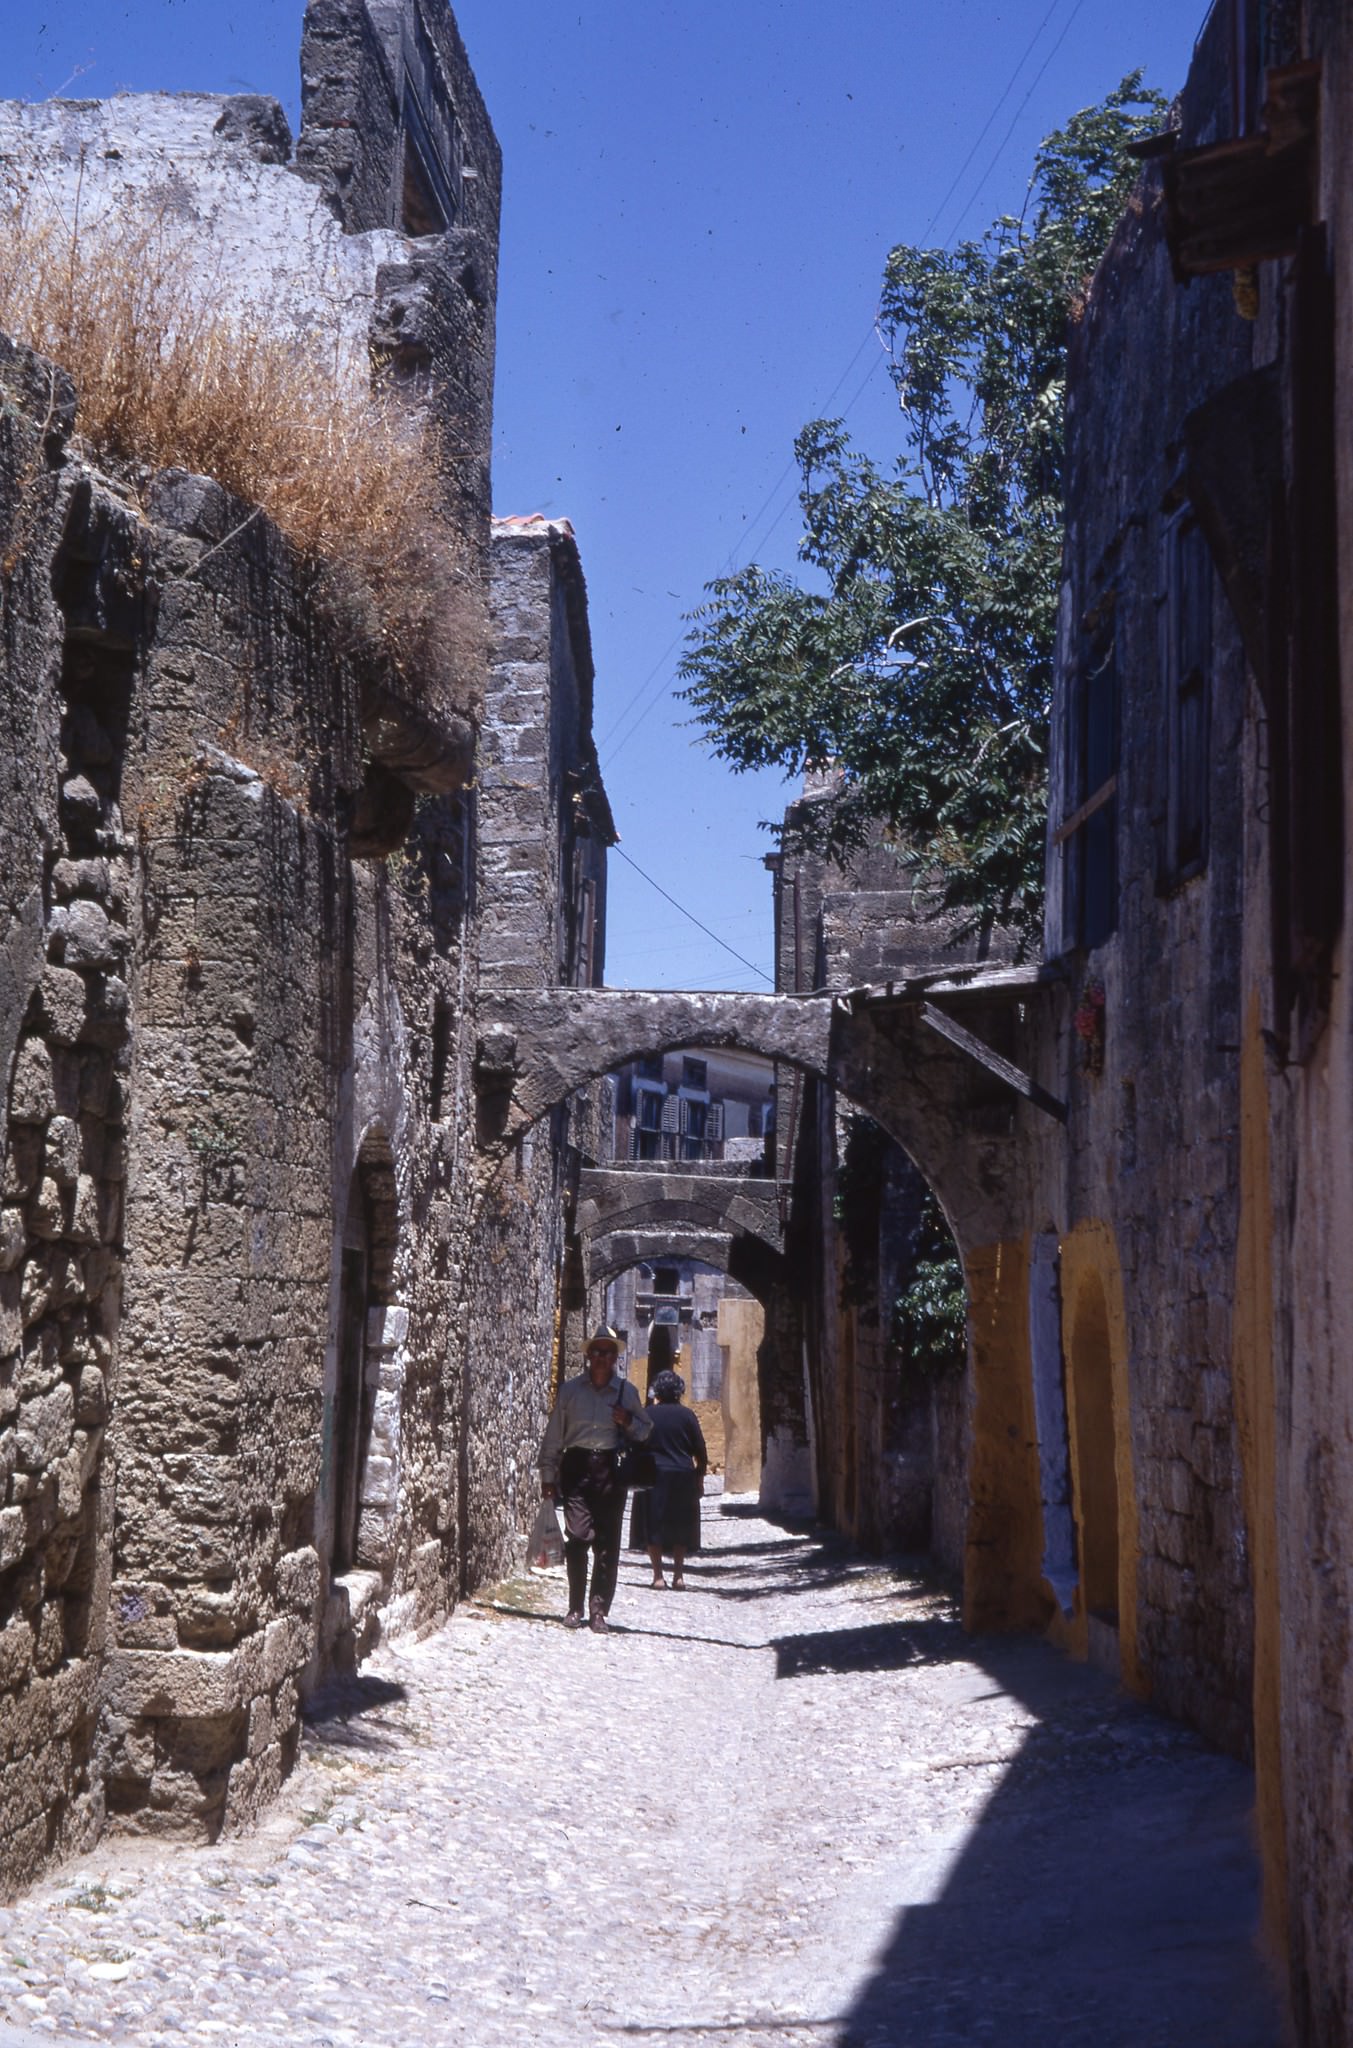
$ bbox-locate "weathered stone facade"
[7,6,1353,2039]
[837,8,1353,2039]
[0,0,612,1892]
[460,516,612,1590]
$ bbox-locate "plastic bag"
[527,1498,565,1568]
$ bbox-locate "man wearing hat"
[538,1327,651,1632]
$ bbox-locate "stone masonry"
[0,0,615,1893]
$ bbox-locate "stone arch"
[475,988,834,1140]
[585,1226,787,1295]
[586,1229,739,1288]
[481,981,1053,1547]
[477,984,1036,1263]
[591,1234,772,1499]
[576,1173,780,1259]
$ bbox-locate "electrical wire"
[600,2,1083,771]
[939,0,1090,246]
[917,0,1065,249]
[601,0,1096,993]
[610,845,774,985]
[601,324,890,760]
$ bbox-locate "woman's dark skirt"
[627,1487,650,1551]
[646,1469,702,1553]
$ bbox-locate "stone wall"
[0,346,114,1887]
[461,515,615,1586]
[0,353,606,1875]
[976,7,1353,2034]
[0,0,499,732]
[0,0,614,1894]
[1248,7,1353,2037]
[1037,11,1256,1748]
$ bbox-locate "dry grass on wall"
[0,188,465,688]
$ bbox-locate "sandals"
[649,1575,668,1589]
[671,1575,686,1590]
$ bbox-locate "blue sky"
[8,1,1203,991]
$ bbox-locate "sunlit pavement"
[0,1495,1281,2047]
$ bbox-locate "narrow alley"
[0,1497,1278,2048]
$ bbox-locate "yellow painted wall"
[715,1295,763,1493]
[1059,1222,1144,1696]
[963,1237,1048,1632]
[1231,991,1288,1961]
[690,1398,726,1474]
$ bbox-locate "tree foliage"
[679,76,1167,951]
[890,1189,968,1380]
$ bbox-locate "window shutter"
[678,1098,693,1135]
[661,1094,681,1134]
[706,1102,724,1140]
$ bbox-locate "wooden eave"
[1162,61,1320,280]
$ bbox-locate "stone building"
[0,0,610,1895]
[763,783,994,1566]
[1034,6,1353,2037]
[599,1043,773,1429]
[609,1046,775,1166]
[830,4,1353,2038]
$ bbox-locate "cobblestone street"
[0,1497,1280,2048]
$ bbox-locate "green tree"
[679,76,1166,953]
[890,1189,968,1380]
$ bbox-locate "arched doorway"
[1065,1270,1120,1630]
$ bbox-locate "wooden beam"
[919,1002,1067,1124]
[1052,773,1117,847]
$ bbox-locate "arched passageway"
[595,1242,766,1499]
[479,975,1064,1627]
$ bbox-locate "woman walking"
[643,1369,708,1589]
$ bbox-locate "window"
[653,1269,679,1296]
[681,1056,707,1091]
[636,1088,663,1131]
[634,1085,664,1161]
[679,1097,707,1160]
[635,1052,664,1081]
[1159,511,1212,886]
[1056,609,1118,950]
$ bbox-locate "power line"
[940,0,1090,246]
[601,0,1090,771]
[610,845,774,985]
[706,0,1077,584]
[918,0,1065,249]
[603,13,1079,768]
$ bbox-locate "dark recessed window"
[1056,607,1119,950]
[1159,511,1212,887]
[636,1089,663,1132]
[681,1056,707,1091]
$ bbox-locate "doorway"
[1067,1273,1120,1625]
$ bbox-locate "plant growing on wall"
[0,185,467,689]
[834,1117,966,1379]
[890,1189,968,1379]
[679,76,1166,953]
